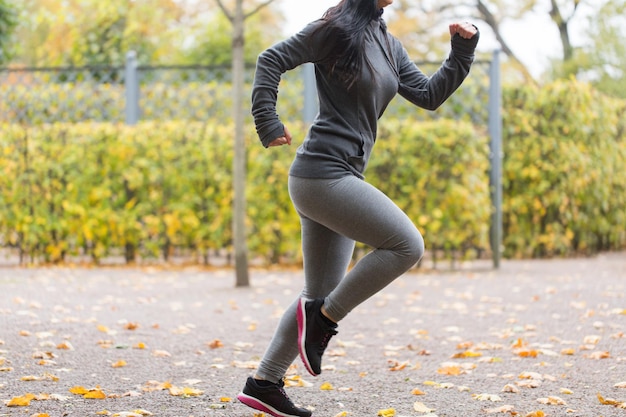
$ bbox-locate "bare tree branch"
[244,0,275,20]
[549,0,574,60]
[214,0,234,23]
[476,0,536,82]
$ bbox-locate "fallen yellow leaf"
[84,389,107,399]
[57,341,74,350]
[437,365,462,376]
[451,350,482,358]
[133,342,146,349]
[112,360,127,368]
[334,412,349,417]
[6,394,35,407]
[131,410,153,416]
[517,349,539,358]
[411,388,426,395]
[320,382,334,391]
[168,386,203,397]
[524,411,545,417]
[377,408,396,417]
[69,386,89,395]
[597,392,626,407]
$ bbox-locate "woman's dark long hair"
[316,0,382,88]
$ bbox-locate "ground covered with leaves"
[1,253,625,417]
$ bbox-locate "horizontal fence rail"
[1,55,493,127]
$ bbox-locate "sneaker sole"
[237,392,303,417]
[296,297,318,376]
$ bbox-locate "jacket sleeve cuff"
[260,123,285,148]
[451,26,480,57]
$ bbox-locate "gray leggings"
[255,175,424,382]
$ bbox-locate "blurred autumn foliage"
[0,77,625,265]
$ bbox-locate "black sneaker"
[297,297,338,376]
[237,377,312,417]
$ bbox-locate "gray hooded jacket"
[251,16,479,179]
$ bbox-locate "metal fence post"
[488,49,503,268]
[125,51,140,125]
[302,63,317,124]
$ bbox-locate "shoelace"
[317,329,337,354]
[277,383,297,407]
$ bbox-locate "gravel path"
[0,253,625,417]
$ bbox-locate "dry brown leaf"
[142,381,171,392]
[537,396,566,405]
[586,351,610,359]
[517,380,542,388]
[57,341,74,350]
[583,335,601,344]
[473,393,503,402]
[501,384,519,393]
[413,402,434,413]
[485,404,515,414]
[124,322,139,330]
[208,339,224,349]
[519,372,543,380]
[388,360,409,371]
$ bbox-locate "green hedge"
[1,78,624,265]
[0,119,489,265]
[502,79,626,257]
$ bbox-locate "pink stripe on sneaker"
[297,297,316,376]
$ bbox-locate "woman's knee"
[396,227,424,266]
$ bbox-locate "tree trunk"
[232,0,250,287]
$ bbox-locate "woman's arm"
[396,23,480,111]
[251,21,328,147]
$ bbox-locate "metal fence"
[1,51,495,126]
[0,50,502,266]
